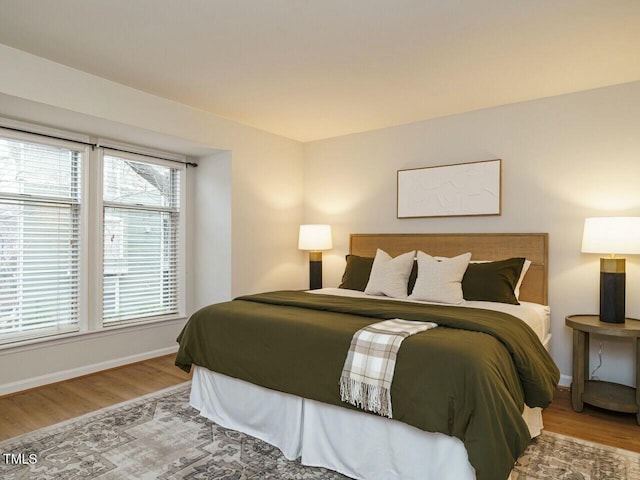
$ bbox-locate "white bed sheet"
[189,290,550,480]
[310,287,551,345]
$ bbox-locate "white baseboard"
[0,345,179,396]
[559,374,572,388]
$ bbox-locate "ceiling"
[0,0,639,142]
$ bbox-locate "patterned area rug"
[513,431,640,480]
[1,382,639,479]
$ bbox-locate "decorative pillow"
[408,259,418,295]
[514,259,532,300]
[462,257,526,305]
[408,252,471,304]
[339,255,374,291]
[364,249,416,299]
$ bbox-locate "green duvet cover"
[176,290,559,480]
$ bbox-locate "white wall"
[0,45,306,394]
[304,81,640,388]
[2,41,639,394]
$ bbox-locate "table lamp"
[298,224,332,290]
[581,217,640,323]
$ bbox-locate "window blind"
[0,136,82,344]
[102,154,180,324]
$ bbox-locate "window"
[0,134,84,343]
[102,153,181,324]
[0,126,186,346]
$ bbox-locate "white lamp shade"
[298,224,332,251]
[581,217,640,255]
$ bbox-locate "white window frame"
[99,149,186,327]
[0,121,188,350]
[0,128,91,344]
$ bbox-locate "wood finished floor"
[1,354,638,453]
[0,354,191,441]
[543,387,640,452]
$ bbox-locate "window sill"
[0,315,188,356]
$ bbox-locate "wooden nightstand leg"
[572,329,587,411]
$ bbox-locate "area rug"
[1,382,639,480]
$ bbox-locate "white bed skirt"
[190,366,542,480]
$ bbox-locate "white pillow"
[364,249,416,299]
[514,259,532,300]
[408,251,472,304]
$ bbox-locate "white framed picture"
[397,159,502,218]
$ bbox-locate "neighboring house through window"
[102,154,181,324]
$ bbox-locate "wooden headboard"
[350,233,548,305]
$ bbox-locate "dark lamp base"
[309,251,323,290]
[599,258,625,324]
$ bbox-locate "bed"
[176,233,559,480]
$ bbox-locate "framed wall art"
[397,159,502,218]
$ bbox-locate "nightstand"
[565,314,640,425]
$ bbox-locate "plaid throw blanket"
[339,318,438,418]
